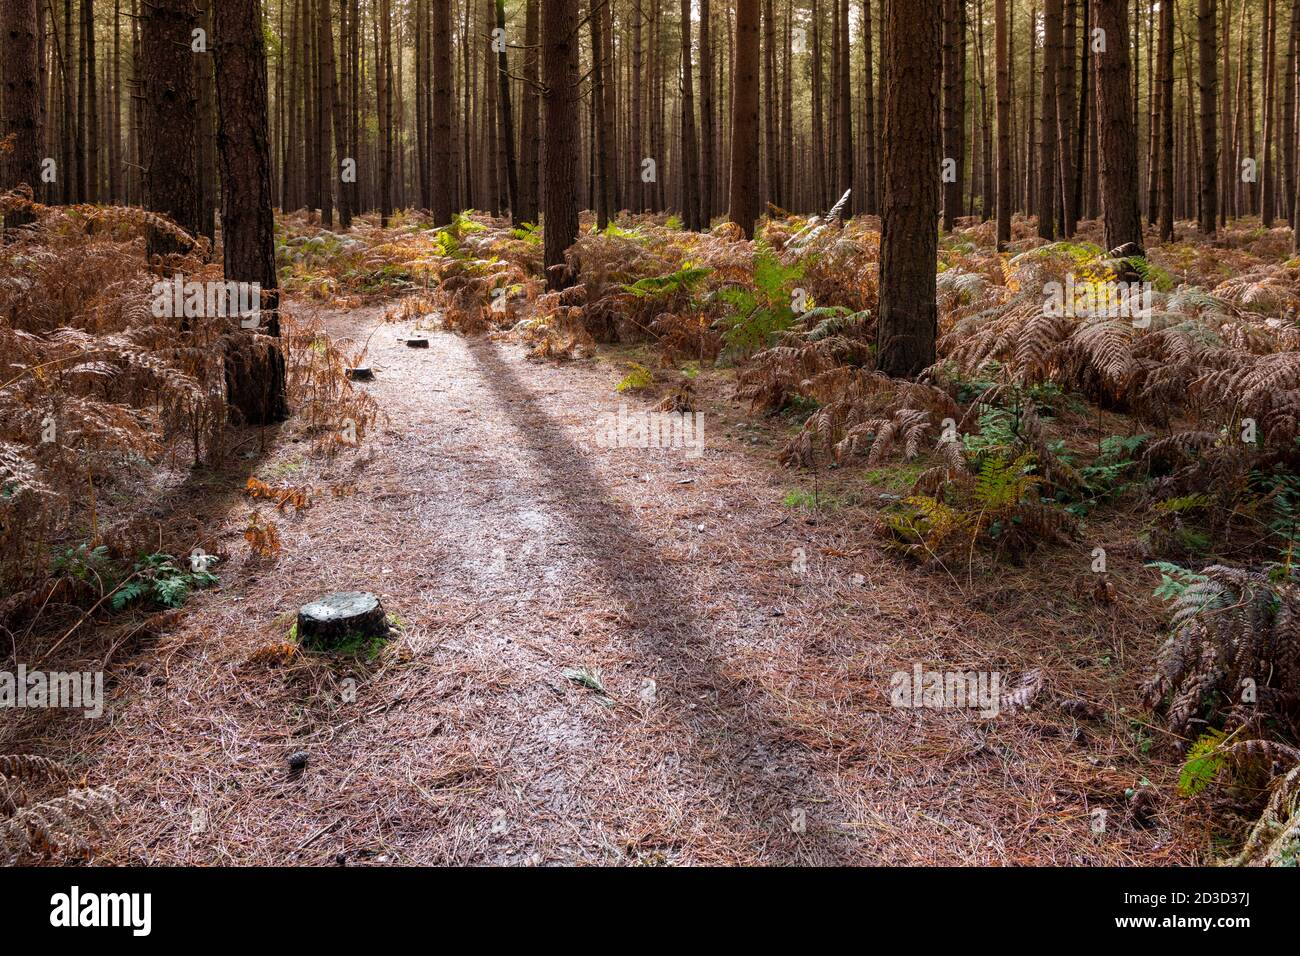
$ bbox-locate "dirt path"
[86,308,1198,865]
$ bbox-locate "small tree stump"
[405,337,429,348]
[297,592,387,651]
[346,366,373,381]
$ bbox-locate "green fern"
[1178,729,1229,797]
[615,363,654,392]
[1146,561,1210,601]
[973,452,1040,512]
[624,263,712,298]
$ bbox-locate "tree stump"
[223,331,288,425]
[296,592,387,651]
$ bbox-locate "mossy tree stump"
[297,592,387,651]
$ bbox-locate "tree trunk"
[195,0,215,241]
[591,0,612,227]
[317,0,342,228]
[496,0,518,221]
[631,0,645,212]
[836,0,852,213]
[1039,0,1061,238]
[1,0,42,230]
[1058,0,1077,235]
[878,0,941,377]
[996,0,1012,248]
[141,0,199,255]
[678,0,700,229]
[1198,0,1218,235]
[518,0,540,223]
[1094,0,1144,253]
[700,0,716,219]
[543,0,580,287]
[942,0,963,230]
[764,0,781,208]
[862,0,877,214]
[431,0,454,226]
[82,0,99,203]
[380,0,392,225]
[1159,0,1175,241]
[729,0,761,236]
[213,0,287,425]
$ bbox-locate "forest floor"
[12,299,1204,866]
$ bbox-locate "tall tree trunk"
[591,0,612,227]
[810,0,826,205]
[836,0,852,213]
[1159,0,1175,240]
[975,0,993,219]
[1,0,42,229]
[140,0,199,255]
[996,0,1012,248]
[700,0,716,218]
[195,0,216,241]
[1283,0,1299,225]
[679,0,701,229]
[61,0,74,203]
[878,0,941,377]
[1075,0,1091,223]
[379,0,392,225]
[729,0,761,236]
[1058,0,1077,234]
[110,0,121,204]
[631,0,645,211]
[543,0,579,287]
[1094,0,1144,252]
[1262,0,1277,224]
[762,0,779,207]
[942,0,963,230]
[1039,0,1061,238]
[82,0,99,202]
[496,0,518,220]
[1025,0,1036,216]
[213,0,287,425]
[1198,0,1218,235]
[333,0,352,227]
[432,0,454,226]
[862,0,877,214]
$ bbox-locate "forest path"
[89,305,1191,865]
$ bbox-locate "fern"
[1178,728,1229,796]
[624,263,712,298]
[615,362,654,392]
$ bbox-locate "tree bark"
[430,0,454,225]
[1094,0,1144,253]
[996,0,1012,248]
[729,0,761,236]
[1159,0,1175,241]
[141,0,200,255]
[1058,0,1077,235]
[1198,0,1218,235]
[835,0,852,213]
[878,0,941,377]
[679,0,701,229]
[213,0,287,425]
[942,0,964,230]
[1,0,42,230]
[543,0,579,287]
[496,0,518,220]
[518,0,540,224]
[1039,0,1061,238]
